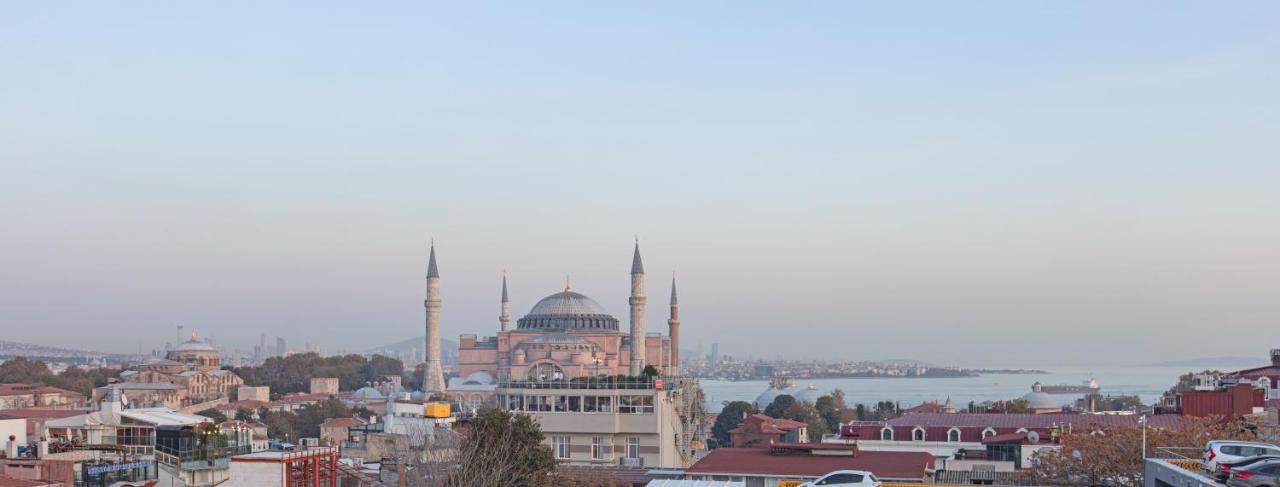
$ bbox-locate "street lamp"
[1139,415,1148,460]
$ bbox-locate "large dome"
[517,288,620,333]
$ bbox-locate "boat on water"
[1040,377,1101,394]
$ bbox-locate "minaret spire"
[667,274,680,376]
[629,240,647,376]
[499,271,511,332]
[423,242,446,393]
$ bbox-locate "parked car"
[1215,455,1280,482]
[1205,441,1280,474]
[1227,460,1280,487]
[798,470,883,487]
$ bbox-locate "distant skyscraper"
[710,343,720,365]
[276,337,287,357]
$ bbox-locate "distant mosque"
[420,241,682,394]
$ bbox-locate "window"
[880,427,893,441]
[553,436,570,459]
[554,396,569,412]
[591,436,603,459]
[568,396,581,412]
[948,428,961,442]
[817,473,863,485]
[468,394,483,410]
[982,428,996,439]
[626,436,640,459]
[597,396,612,413]
[912,427,925,441]
[619,395,654,414]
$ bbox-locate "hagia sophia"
[420,241,681,393]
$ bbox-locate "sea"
[698,365,1211,413]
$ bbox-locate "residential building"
[494,377,706,468]
[683,443,935,485]
[1223,349,1280,399]
[220,448,338,487]
[0,385,85,410]
[729,414,806,447]
[318,418,366,447]
[235,386,268,403]
[309,378,338,396]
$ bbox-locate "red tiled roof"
[731,414,806,435]
[320,417,367,428]
[0,477,63,487]
[219,400,269,410]
[904,401,943,414]
[0,383,83,398]
[981,431,1029,444]
[686,448,933,481]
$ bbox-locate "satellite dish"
[1027,431,1041,444]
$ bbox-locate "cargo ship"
[1040,377,1100,394]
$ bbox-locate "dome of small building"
[1022,382,1061,412]
[517,287,621,333]
[354,387,383,401]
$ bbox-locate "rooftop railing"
[497,378,657,390]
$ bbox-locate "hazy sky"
[2,2,1278,366]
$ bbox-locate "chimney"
[5,436,17,458]
[1271,349,1280,367]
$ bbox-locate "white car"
[1203,440,1280,473]
[799,470,882,487]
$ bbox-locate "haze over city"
[3,2,1277,366]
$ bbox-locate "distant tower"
[667,275,680,376]
[629,240,647,376]
[499,272,512,332]
[423,243,446,393]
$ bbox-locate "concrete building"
[494,377,706,468]
[236,386,269,403]
[684,444,935,485]
[310,378,339,396]
[220,448,338,487]
[729,414,807,447]
[0,385,85,410]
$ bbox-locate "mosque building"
[421,241,681,395]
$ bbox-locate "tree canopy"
[231,353,403,393]
[711,401,757,447]
[0,356,118,396]
[443,408,557,486]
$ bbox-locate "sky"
[2,2,1278,366]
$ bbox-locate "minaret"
[667,275,680,376]
[423,243,446,393]
[499,272,511,332]
[629,240,647,376]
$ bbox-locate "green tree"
[195,408,228,423]
[764,394,795,419]
[711,401,756,448]
[444,408,557,486]
[294,399,352,437]
[641,365,660,379]
[814,394,847,434]
[234,408,255,421]
[262,411,299,441]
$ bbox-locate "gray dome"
[464,371,495,385]
[1022,382,1060,411]
[354,387,383,401]
[791,385,825,404]
[754,388,784,410]
[173,339,216,353]
[517,289,620,333]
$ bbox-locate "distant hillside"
[1148,356,1262,368]
[0,340,139,365]
[368,336,459,364]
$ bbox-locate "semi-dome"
[517,285,621,333]
[790,385,825,404]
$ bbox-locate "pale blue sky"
[2,2,1278,365]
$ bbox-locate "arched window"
[880,427,893,441]
[527,362,565,381]
[912,427,926,441]
[468,394,483,411]
[947,428,961,442]
[982,428,996,439]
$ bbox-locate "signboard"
[654,379,664,390]
[86,460,154,475]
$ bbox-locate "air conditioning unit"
[620,457,643,467]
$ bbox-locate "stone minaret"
[499,272,511,332]
[668,275,680,376]
[423,243,446,393]
[629,241,647,376]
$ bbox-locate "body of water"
[699,365,1208,412]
